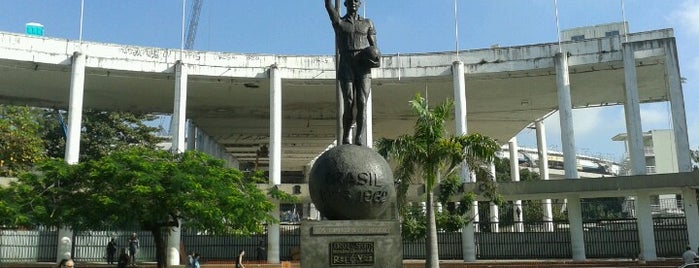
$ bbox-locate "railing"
[0,200,691,263]
[0,228,57,263]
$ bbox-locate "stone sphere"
[308,144,394,220]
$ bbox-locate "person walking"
[235,250,245,268]
[683,246,698,265]
[117,248,130,268]
[128,233,139,266]
[107,238,118,264]
[192,253,201,268]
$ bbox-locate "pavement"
[0,259,687,268]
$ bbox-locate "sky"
[0,0,697,163]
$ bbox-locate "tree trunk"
[151,226,167,268]
[426,191,440,268]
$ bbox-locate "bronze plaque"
[329,242,375,266]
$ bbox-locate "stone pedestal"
[300,220,402,268]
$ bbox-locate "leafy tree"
[42,110,165,160]
[3,147,275,268]
[692,148,699,171]
[0,105,164,176]
[0,105,46,176]
[377,94,499,268]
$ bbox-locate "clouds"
[516,102,680,162]
[672,0,699,36]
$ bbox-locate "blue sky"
[1,0,697,162]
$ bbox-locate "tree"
[376,94,499,268]
[692,148,699,171]
[42,109,165,160]
[0,105,46,176]
[3,147,275,268]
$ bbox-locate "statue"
[324,0,380,146]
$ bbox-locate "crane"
[184,0,203,50]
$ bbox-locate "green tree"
[376,94,499,268]
[42,110,165,160]
[0,105,46,176]
[3,147,275,268]
[692,148,698,171]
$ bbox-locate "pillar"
[635,192,657,261]
[489,163,499,233]
[665,41,692,172]
[509,138,524,232]
[622,43,646,176]
[167,60,188,266]
[682,188,699,250]
[554,53,578,179]
[186,120,196,151]
[267,65,282,264]
[65,52,85,165]
[536,120,554,232]
[58,51,86,262]
[171,61,188,154]
[453,61,476,261]
[567,196,585,261]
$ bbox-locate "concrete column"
[567,196,585,261]
[622,43,646,176]
[267,65,282,263]
[171,61,188,154]
[536,120,554,232]
[489,163,499,233]
[635,192,657,261]
[167,60,188,266]
[186,120,196,151]
[682,188,699,250]
[58,52,86,262]
[65,52,86,165]
[554,53,579,179]
[665,42,692,172]
[454,61,477,261]
[509,138,524,232]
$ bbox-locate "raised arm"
[324,0,341,24]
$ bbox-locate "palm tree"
[376,94,499,268]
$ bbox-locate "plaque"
[329,242,375,266]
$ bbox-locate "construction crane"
[184,0,203,50]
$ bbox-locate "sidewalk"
[0,259,686,268]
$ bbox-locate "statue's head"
[344,0,361,12]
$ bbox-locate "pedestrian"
[683,246,698,264]
[184,251,195,268]
[128,233,139,266]
[235,250,245,268]
[256,241,266,261]
[107,238,118,264]
[117,248,130,268]
[192,253,201,268]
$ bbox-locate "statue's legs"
[340,80,355,145]
[354,76,371,146]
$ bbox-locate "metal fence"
[0,198,692,263]
[0,228,57,263]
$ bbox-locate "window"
[605,30,620,37]
[571,35,585,41]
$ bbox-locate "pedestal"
[300,220,402,268]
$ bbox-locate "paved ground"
[1,259,687,268]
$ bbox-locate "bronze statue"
[324,0,380,146]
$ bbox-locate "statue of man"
[324,0,380,146]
